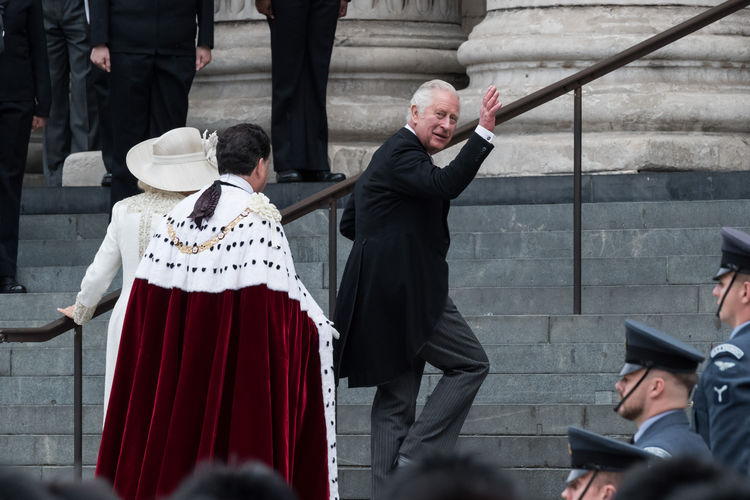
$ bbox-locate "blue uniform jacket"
[693,322,750,474]
[635,410,712,459]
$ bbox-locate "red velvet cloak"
[95,188,339,500]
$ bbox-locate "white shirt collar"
[633,409,682,443]
[404,123,417,136]
[219,173,254,195]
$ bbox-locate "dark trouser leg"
[149,54,195,138]
[42,0,70,185]
[92,66,112,173]
[108,52,151,211]
[0,101,34,278]
[63,0,93,154]
[370,361,425,500]
[268,0,338,173]
[399,297,489,460]
[301,0,338,172]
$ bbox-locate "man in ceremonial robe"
[96,124,339,500]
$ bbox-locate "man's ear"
[649,376,666,399]
[600,483,617,500]
[409,104,419,124]
[740,278,750,304]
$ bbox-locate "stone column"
[445,1,750,176]
[188,0,468,177]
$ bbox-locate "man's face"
[410,89,460,155]
[615,368,647,421]
[561,471,614,500]
[713,272,747,327]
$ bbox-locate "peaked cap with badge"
[616,320,711,459]
[619,319,705,377]
[714,227,750,280]
[692,227,750,475]
[566,427,652,486]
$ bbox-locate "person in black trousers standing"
[89,0,213,210]
[41,0,97,187]
[255,0,348,183]
[0,0,51,293]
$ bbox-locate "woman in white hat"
[57,127,219,422]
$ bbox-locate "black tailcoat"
[334,128,492,388]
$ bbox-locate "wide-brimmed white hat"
[126,127,219,192]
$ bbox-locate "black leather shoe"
[306,171,346,183]
[101,173,112,187]
[276,170,303,183]
[0,277,26,294]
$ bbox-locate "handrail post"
[328,199,338,318]
[573,87,583,315]
[74,325,82,480]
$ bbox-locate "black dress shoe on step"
[306,171,346,183]
[101,173,112,187]
[0,277,27,294]
[276,170,303,183]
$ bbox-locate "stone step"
[0,405,103,435]
[0,371,641,408]
[449,283,716,316]
[338,463,568,500]
[338,434,584,469]
[338,372,627,406]
[447,256,717,287]
[16,267,121,294]
[0,376,102,405]
[19,214,108,241]
[446,199,750,233]
[0,434,100,465]
[14,262,324,293]
[17,240,104,267]
[336,404,635,436]
[1,339,721,380]
[20,217,743,265]
[31,282,708,319]
[0,312,727,348]
[13,254,717,295]
[287,226,736,265]
[0,318,109,349]
[468,312,728,345]
[4,465,96,481]
[18,199,750,241]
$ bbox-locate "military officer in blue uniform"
[614,319,711,458]
[693,227,750,475]
[562,426,653,500]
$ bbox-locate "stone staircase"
[1,173,747,498]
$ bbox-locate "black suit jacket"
[0,0,50,115]
[89,0,213,55]
[333,128,493,387]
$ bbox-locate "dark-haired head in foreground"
[381,454,521,500]
[169,461,297,500]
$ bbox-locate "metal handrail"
[1,0,747,478]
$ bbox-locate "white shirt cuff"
[475,125,494,143]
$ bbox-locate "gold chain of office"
[167,207,253,254]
